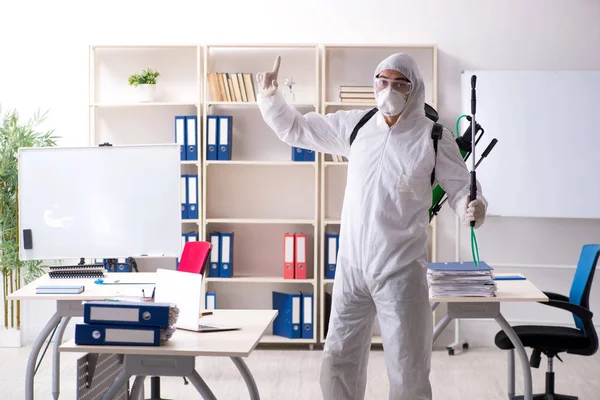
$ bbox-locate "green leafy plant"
[0,106,58,329]
[128,67,160,87]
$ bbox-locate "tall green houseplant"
[0,107,58,330]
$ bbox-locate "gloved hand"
[256,56,281,97]
[463,195,486,228]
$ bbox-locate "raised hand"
[256,56,281,97]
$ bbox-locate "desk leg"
[231,357,260,400]
[432,314,452,344]
[52,317,70,400]
[130,375,146,400]
[495,314,532,400]
[101,369,130,400]
[187,370,217,400]
[25,312,62,400]
[507,349,515,398]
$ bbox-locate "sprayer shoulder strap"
[430,122,443,185]
[349,108,443,185]
[349,108,378,147]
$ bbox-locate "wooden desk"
[430,276,549,400]
[59,309,277,400]
[8,272,163,400]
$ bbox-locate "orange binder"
[294,233,307,279]
[283,233,295,279]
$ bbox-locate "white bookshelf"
[318,44,438,344]
[201,44,320,345]
[88,44,203,274]
[88,43,439,347]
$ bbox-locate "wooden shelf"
[91,44,198,49]
[206,276,315,283]
[324,219,341,225]
[206,160,316,167]
[90,102,198,107]
[207,101,316,108]
[324,101,376,107]
[205,218,316,225]
[261,334,317,344]
[182,219,201,224]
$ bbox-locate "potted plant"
[128,67,160,102]
[0,107,57,345]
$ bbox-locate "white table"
[430,276,549,400]
[8,273,174,399]
[59,309,277,400]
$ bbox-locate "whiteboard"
[461,70,600,219]
[18,144,182,260]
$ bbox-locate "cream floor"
[1,344,599,399]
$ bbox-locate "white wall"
[2,0,600,344]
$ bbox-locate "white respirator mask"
[375,87,407,116]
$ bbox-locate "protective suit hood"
[374,53,426,120]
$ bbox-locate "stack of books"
[339,85,375,104]
[427,261,497,298]
[327,154,347,162]
[207,72,256,102]
[75,300,179,346]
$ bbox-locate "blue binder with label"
[186,231,199,242]
[75,323,161,346]
[272,291,302,339]
[181,174,188,219]
[304,149,315,162]
[185,115,198,160]
[83,301,171,327]
[206,115,219,160]
[325,233,339,279]
[219,232,234,278]
[187,174,199,220]
[218,116,233,160]
[291,147,304,161]
[175,116,186,160]
[206,292,216,309]
[115,258,131,273]
[301,293,313,339]
[208,232,221,277]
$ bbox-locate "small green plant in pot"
[128,67,160,102]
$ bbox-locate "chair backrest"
[177,241,212,275]
[569,244,600,332]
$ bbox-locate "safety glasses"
[374,77,412,95]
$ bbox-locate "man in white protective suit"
[256,53,487,400]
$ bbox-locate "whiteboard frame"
[18,144,182,260]
[461,70,600,220]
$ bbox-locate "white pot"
[137,84,156,102]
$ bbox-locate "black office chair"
[494,244,600,400]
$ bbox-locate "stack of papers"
[427,261,497,298]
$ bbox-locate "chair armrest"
[543,299,593,321]
[542,291,570,302]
